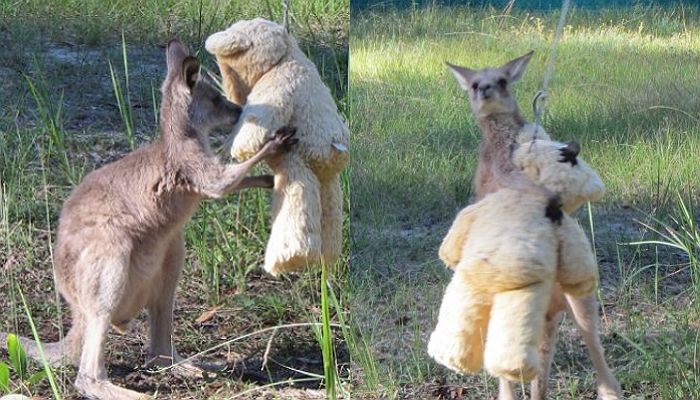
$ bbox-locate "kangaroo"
[0,39,297,400]
[447,50,562,222]
[447,52,622,400]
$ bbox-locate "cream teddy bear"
[205,18,349,275]
[428,130,604,381]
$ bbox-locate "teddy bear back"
[454,189,559,292]
[280,49,350,178]
[517,123,552,143]
[228,53,350,176]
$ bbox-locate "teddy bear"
[427,128,605,382]
[205,18,349,275]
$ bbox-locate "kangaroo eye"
[497,78,507,87]
[471,82,479,91]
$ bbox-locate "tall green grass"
[1,0,349,44]
[349,4,700,398]
[25,72,83,186]
[108,33,136,150]
[633,195,700,301]
[17,290,62,399]
[320,260,338,399]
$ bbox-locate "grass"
[349,3,700,399]
[0,0,350,399]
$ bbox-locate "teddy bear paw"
[485,348,540,382]
[427,330,483,373]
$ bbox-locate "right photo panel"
[349,0,699,399]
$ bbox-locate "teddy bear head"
[513,139,605,214]
[205,18,291,103]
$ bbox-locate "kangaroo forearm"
[195,164,251,199]
[199,147,272,198]
[237,175,274,191]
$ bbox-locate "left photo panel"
[0,1,351,399]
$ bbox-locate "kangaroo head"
[447,51,533,120]
[163,39,242,136]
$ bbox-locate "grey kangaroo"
[447,51,622,400]
[0,39,297,400]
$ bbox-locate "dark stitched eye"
[497,78,507,87]
[471,82,479,91]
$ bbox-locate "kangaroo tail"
[0,329,78,367]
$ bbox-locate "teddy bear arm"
[439,204,481,269]
[230,85,295,161]
[556,216,599,297]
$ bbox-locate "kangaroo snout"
[225,99,243,124]
[479,84,494,99]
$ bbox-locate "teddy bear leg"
[264,157,323,275]
[428,270,490,374]
[319,174,343,266]
[556,216,599,297]
[484,283,551,382]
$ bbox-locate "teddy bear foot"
[264,250,323,276]
[427,329,483,373]
[487,364,539,383]
[485,348,540,382]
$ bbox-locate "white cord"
[533,0,572,127]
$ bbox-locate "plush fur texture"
[206,18,349,275]
[429,128,604,382]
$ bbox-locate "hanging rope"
[532,0,572,127]
[283,0,290,33]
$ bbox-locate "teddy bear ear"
[205,30,252,56]
[559,141,580,166]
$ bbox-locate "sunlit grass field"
[349,4,700,399]
[0,1,351,399]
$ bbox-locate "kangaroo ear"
[499,50,534,83]
[166,38,189,74]
[205,30,252,56]
[446,62,476,91]
[182,56,200,89]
